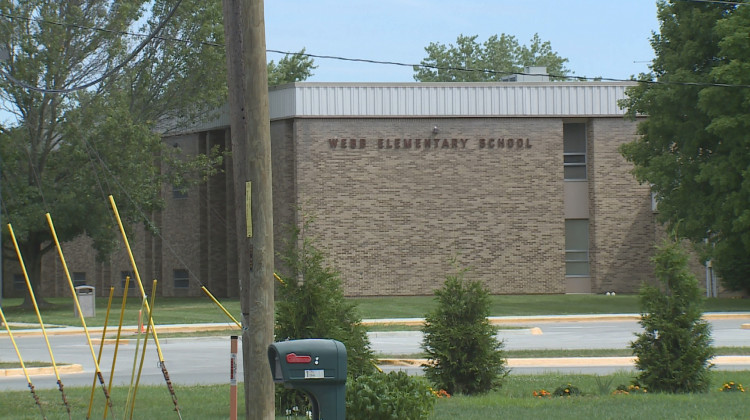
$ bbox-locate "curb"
[378,355,750,369]
[2,313,748,337]
[1,364,83,377]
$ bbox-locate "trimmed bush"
[631,239,714,393]
[346,371,436,420]
[421,260,508,395]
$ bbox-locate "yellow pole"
[108,195,181,416]
[200,286,241,328]
[124,296,147,419]
[129,280,157,420]
[103,277,130,420]
[0,306,47,419]
[8,223,71,418]
[45,213,115,417]
[274,272,286,285]
[107,196,163,359]
[87,287,115,420]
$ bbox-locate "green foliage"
[631,239,714,393]
[0,0,227,303]
[552,383,582,397]
[346,371,436,420]
[421,260,508,395]
[619,1,750,292]
[267,48,317,86]
[413,33,569,82]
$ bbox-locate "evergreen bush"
[421,260,508,395]
[631,239,714,393]
[346,371,436,420]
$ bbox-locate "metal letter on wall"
[246,182,252,238]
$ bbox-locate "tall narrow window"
[565,219,590,276]
[173,269,190,289]
[564,123,587,180]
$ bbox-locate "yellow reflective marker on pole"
[246,181,252,238]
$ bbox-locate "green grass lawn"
[1,371,748,419]
[1,294,748,327]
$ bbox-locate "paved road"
[1,315,749,391]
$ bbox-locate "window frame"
[565,219,590,277]
[563,123,587,181]
[173,269,190,289]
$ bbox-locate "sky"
[264,0,660,82]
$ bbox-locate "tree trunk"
[19,237,52,309]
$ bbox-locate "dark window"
[121,271,136,289]
[563,123,587,180]
[172,185,188,199]
[565,219,590,276]
[13,274,25,291]
[73,272,87,287]
[173,269,190,289]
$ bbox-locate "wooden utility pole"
[222,1,275,418]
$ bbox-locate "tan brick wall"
[14,114,724,299]
[588,117,657,294]
[291,117,566,296]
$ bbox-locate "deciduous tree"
[619,0,750,292]
[413,33,569,82]
[0,0,225,305]
[0,1,317,305]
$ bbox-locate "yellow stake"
[124,296,148,419]
[45,213,115,418]
[109,196,183,418]
[87,287,115,420]
[108,196,164,360]
[0,306,47,419]
[130,280,158,419]
[201,286,241,328]
[104,277,130,420]
[8,223,71,418]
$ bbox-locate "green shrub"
[552,383,581,397]
[275,215,376,413]
[346,371,436,420]
[631,239,714,393]
[421,259,508,395]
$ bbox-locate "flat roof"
[164,81,638,136]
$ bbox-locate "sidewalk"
[3,312,750,336]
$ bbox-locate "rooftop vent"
[502,66,549,82]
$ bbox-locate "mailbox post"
[268,339,347,420]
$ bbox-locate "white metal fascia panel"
[270,82,634,118]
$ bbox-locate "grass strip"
[1,372,749,419]
[1,295,748,327]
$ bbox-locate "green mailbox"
[268,339,347,420]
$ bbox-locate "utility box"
[74,286,95,318]
[268,339,347,420]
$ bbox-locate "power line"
[2,4,750,95]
